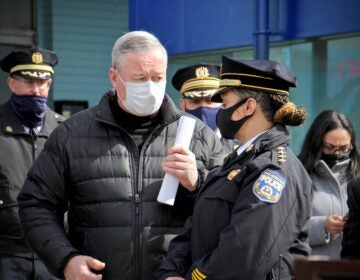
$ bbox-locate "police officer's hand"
[64,255,105,280]
[324,215,346,235]
[162,146,198,192]
[165,277,185,280]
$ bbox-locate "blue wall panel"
[283,0,360,39]
[130,0,360,55]
[130,0,254,54]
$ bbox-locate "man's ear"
[7,77,15,92]
[179,98,186,111]
[244,98,257,116]
[109,67,117,88]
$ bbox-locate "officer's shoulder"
[272,146,287,166]
[248,145,288,169]
[50,111,65,123]
[56,114,65,123]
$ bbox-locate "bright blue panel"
[130,0,254,55]
[130,0,360,55]
[283,0,360,39]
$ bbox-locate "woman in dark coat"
[157,56,312,280]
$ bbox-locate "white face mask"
[118,79,166,116]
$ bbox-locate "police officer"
[0,47,63,279]
[172,63,238,153]
[158,56,312,280]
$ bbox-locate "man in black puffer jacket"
[18,31,226,280]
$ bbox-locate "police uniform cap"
[0,47,58,80]
[211,56,297,102]
[172,63,220,99]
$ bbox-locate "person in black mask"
[299,110,360,259]
[0,47,63,279]
[157,56,312,280]
[172,63,238,153]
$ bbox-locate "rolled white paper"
[157,116,196,206]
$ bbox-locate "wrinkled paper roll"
[157,116,196,206]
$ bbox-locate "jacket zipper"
[134,179,141,280]
[132,119,180,279]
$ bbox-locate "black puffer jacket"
[0,101,63,257]
[18,92,226,279]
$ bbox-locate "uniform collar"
[236,130,269,156]
[1,100,62,136]
[1,101,28,135]
[220,125,290,170]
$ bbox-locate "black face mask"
[216,98,251,139]
[321,153,350,168]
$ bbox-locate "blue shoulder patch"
[253,169,286,203]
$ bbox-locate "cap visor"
[210,87,230,102]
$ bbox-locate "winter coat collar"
[314,158,350,185]
[221,124,290,171]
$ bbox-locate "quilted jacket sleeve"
[18,124,80,279]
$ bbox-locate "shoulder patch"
[253,169,286,203]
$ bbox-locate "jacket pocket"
[204,179,240,203]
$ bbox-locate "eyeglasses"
[13,76,51,90]
[322,142,352,155]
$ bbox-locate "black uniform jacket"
[341,178,360,259]
[158,125,312,280]
[18,92,226,280]
[0,101,63,257]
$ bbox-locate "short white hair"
[111,30,168,69]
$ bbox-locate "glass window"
[168,33,360,152]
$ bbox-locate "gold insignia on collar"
[246,144,254,152]
[32,52,43,64]
[227,168,241,180]
[5,126,13,133]
[195,66,209,79]
[277,146,286,164]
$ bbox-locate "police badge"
[253,169,286,203]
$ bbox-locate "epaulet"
[277,146,287,165]
[54,113,65,123]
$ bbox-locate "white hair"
[111,30,168,69]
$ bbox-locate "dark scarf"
[10,94,47,129]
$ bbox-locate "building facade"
[0,0,359,151]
